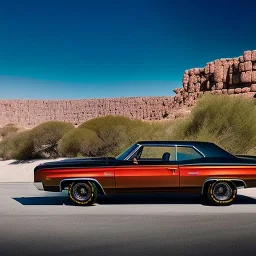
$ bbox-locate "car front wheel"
[69,181,98,206]
[207,181,237,206]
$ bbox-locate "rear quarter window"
[177,147,203,161]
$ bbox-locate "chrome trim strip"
[125,144,142,160]
[201,178,247,194]
[33,182,44,191]
[35,165,115,171]
[59,178,106,195]
[180,163,256,166]
[192,146,205,158]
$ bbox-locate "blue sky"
[1,0,256,99]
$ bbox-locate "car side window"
[177,146,203,161]
[139,146,176,161]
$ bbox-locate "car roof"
[136,141,234,158]
[137,141,213,146]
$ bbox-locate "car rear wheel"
[207,181,237,206]
[68,181,98,206]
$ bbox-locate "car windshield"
[116,143,139,160]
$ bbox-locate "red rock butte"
[1,50,256,128]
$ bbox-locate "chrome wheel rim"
[213,182,232,201]
[73,183,92,201]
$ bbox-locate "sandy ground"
[0,159,62,182]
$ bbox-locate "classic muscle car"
[34,141,256,206]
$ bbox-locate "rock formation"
[176,50,256,106]
[0,50,255,127]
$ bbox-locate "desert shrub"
[0,121,74,160]
[79,116,169,156]
[247,147,256,155]
[171,95,256,155]
[0,124,19,138]
[31,121,74,157]
[146,121,173,141]
[79,116,134,131]
[0,130,34,160]
[249,147,256,156]
[58,116,171,157]
[58,128,103,157]
[79,116,139,155]
[0,139,10,159]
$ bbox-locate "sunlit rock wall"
[0,97,186,127]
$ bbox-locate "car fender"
[59,178,106,195]
[201,178,247,194]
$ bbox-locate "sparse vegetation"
[59,116,169,157]
[31,121,74,157]
[0,95,255,160]
[171,95,256,155]
[0,121,74,159]
[0,130,34,160]
[58,128,103,157]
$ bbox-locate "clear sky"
[1,0,256,99]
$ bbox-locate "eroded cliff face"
[0,50,255,127]
[177,50,256,104]
[0,97,187,127]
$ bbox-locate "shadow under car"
[13,194,256,206]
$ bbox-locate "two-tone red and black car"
[34,141,256,206]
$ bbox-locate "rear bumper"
[33,182,44,191]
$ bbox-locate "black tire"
[68,181,98,206]
[207,180,237,206]
[200,193,210,205]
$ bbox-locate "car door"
[114,145,179,192]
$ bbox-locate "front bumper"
[33,182,44,191]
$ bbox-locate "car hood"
[34,157,117,171]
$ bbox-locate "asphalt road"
[0,183,256,256]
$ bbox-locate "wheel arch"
[59,178,106,195]
[201,178,247,194]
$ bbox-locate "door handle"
[168,168,177,174]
